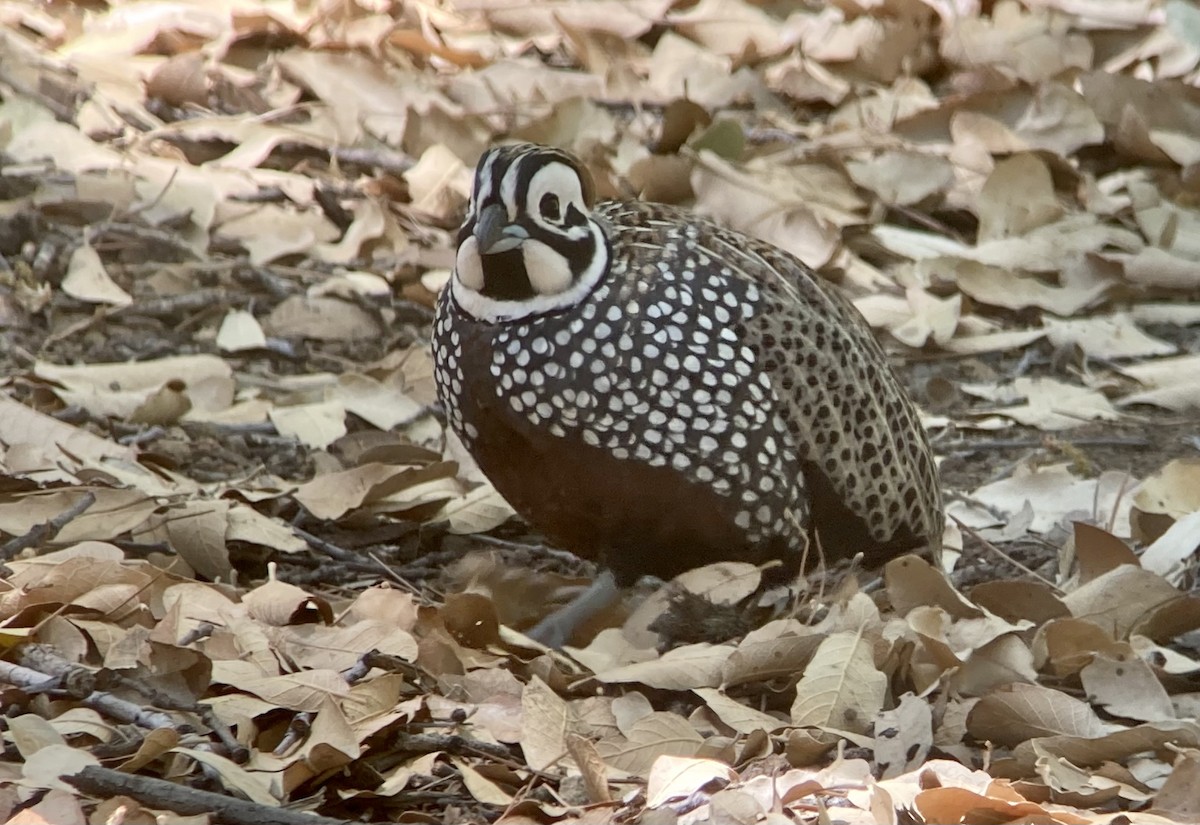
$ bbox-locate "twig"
[292,527,358,563]
[0,656,180,731]
[943,436,1152,452]
[119,425,168,446]
[64,765,359,825]
[0,492,95,560]
[387,729,559,780]
[950,515,1061,593]
[196,705,250,763]
[1103,471,1135,537]
[92,220,198,262]
[178,621,216,646]
[389,731,514,763]
[86,662,246,762]
[110,288,232,319]
[326,144,415,174]
[468,534,583,566]
[273,712,312,757]
[366,550,424,596]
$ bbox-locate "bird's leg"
[526,568,619,648]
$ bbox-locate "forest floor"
[2,1,1200,824]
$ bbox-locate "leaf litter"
[0,0,1199,823]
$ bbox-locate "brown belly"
[464,402,792,585]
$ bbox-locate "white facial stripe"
[559,223,590,240]
[525,162,586,232]
[451,222,609,324]
[470,154,498,220]
[500,163,521,221]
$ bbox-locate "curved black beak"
[474,203,529,254]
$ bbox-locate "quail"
[432,143,943,647]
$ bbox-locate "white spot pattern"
[433,173,944,568]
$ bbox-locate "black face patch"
[481,249,536,301]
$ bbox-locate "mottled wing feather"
[600,200,942,556]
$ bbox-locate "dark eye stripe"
[563,203,586,226]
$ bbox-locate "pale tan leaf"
[977,377,1121,431]
[62,243,131,306]
[174,747,279,805]
[952,261,1109,315]
[1063,565,1181,640]
[668,0,785,58]
[263,295,384,342]
[976,153,1063,241]
[1080,648,1175,723]
[269,400,347,449]
[20,744,101,793]
[438,484,516,534]
[328,373,423,431]
[594,712,704,775]
[971,464,1135,536]
[967,682,1113,747]
[592,643,734,690]
[211,665,350,713]
[519,676,580,773]
[1044,314,1177,361]
[8,714,67,759]
[693,688,783,735]
[216,309,267,352]
[404,144,472,222]
[34,355,233,419]
[645,754,736,808]
[1119,353,1200,411]
[243,579,332,627]
[845,150,954,207]
[791,630,885,735]
[873,693,933,778]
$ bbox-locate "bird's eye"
[540,193,562,222]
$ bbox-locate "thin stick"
[950,515,1062,593]
[0,492,96,560]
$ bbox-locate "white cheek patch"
[455,236,484,290]
[451,221,610,325]
[522,239,572,296]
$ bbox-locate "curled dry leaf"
[62,243,131,306]
[721,623,823,688]
[127,379,191,426]
[693,688,783,735]
[886,555,982,620]
[1072,522,1138,583]
[242,578,333,627]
